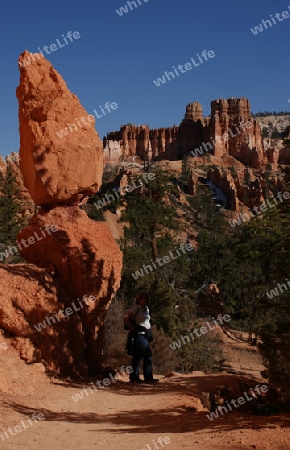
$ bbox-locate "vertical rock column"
[16,51,122,375]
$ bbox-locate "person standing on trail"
[123,292,159,384]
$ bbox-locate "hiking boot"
[144,378,159,384]
[130,377,144,383]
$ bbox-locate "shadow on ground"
[5,374,290,434]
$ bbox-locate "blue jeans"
[130,334,153,381]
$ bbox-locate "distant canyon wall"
[104,98,271,169]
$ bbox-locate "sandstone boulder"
[16,206,123,372]
[17,206,122,300]
[0,263,73,373]
[16,51,103,206]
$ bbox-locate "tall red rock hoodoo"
[16,51,103,206]
[208,98,267,167]
[8,51,123,376]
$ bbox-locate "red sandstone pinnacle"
[209,98,267,167]
[16,50,103,206]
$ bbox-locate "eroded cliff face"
[104,98,268,168]
[206,167,265,213]
[0,51,122,376]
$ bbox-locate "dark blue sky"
[0,0,289,157]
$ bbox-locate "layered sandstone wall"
[104,98,269,169]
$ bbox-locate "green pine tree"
[0,167,24,264]
[0,167,23,242]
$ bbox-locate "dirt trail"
[0,330,290,450]
[0,372,290,450]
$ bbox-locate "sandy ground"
[0,373,290,450]
[0,328,290,450]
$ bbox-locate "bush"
[172,325,223,373]
[150,326,180,375]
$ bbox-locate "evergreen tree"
[0,167,23,245]
[119,166,193,335]
[257,173,290,401]
[121,166,180,261]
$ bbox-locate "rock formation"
[208,98,267,168]
[206,167,265,213]
[188,170,198,196]
[0,264,72,373]
[17,206,122,369]
[104,98,268,168]
[16,51,103,206]
[0,51,122,376]
[207,168,239,211]
[184,101,203,121]
[0,155,6,173]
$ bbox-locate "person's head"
[135,292,149,307]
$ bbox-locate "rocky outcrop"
[17,51,103,206]
[17,206,122,373]
[104,98,268,169]
[104,125,151,162]
[188,170,198,196]
[207,168,238,211]
[209,98,267,168]
[0,264,72,373]
[149,126,179,160]
[17,206,121,300]
[0,155,6,173]
[3,51,123,376]
[17,206,121,298]
[206,167,265,212]
[103,140,123,164]
[184,101,203,121]
[277,140,290,164]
